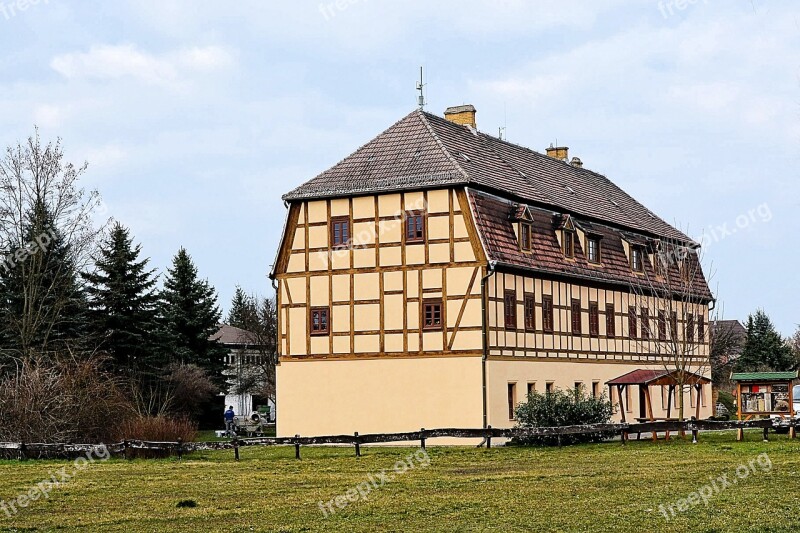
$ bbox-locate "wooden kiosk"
[731,371,798,440]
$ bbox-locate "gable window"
[605,304,616,338]
[524,293,536,331]
[423,300,443,329]
[686,313,695,343]
[563,230,575,258]
[658,311,667,341]
[330,216,350,248]
[571,299,582,336]
[520,222,533,251]
[504,290,517,330]
[405,211,425,243]
[310,307,330,335]
[628,306,637,339]
[589,302,599,337]
[542,295,554,333]
[587,237,601,264]
[631,246,644,272]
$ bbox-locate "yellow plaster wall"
[277,356,484,437]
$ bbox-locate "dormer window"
[631,246,644,272]
[520,222,532,251]
[557,214,576,259]
[514,205,534,252]
[587,236,601,264]
[563,230,575,258]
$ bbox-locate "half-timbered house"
[270,105,714,438]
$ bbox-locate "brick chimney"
[546,144,569,161]
[444,105,477,129]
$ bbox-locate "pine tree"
[226,285,257,330]
[0,201,88,356]
[736,310,795,372]
[82,222,160,375]
[159,248,227,385]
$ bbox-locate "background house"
[211,324,276,421]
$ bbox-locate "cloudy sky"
[1,0,798,333]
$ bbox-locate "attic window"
[587,236,601,264]
[564,185,576,194]
[563,230,575,259]
[460,153,471,162]
[520,222,532,252]
[631,246,644,272]
[610,199,620,208]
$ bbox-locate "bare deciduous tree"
[629,237,716,421]
[0,130,106,363]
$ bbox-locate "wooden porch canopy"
[606,369,711,424]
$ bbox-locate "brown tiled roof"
[210,324,256,346]
[468,189,713,300]
[284,109,691,243]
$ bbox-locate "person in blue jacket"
[224,406,236,437]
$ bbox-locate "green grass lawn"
[1,431,799,532]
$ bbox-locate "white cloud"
[50,44,234,86]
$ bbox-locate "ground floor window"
[508,383,517,420]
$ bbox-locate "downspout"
[481,260,497,433]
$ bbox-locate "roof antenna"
[416,66,426,109]
[498,102,507,140]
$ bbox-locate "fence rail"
[1,419,796,460]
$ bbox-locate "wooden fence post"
[486,425,492,449]
[294,435,301,460]
[233,438,240,461]
[354,432,361,457]
[420,428,426,450]
[763,427,769,442]
[620,428,627,445]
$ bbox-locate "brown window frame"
[605,304,616,338]
[422,299,443,330]
[520,222,532,252]
[697,314,705,343]
[330,216,351,248]
[405,210,426,243]
[670,312,678,341]
[508,382,517,420]
[640,308,650,340]
[504,290,517,330]
[686,313,695,343]
[571,299,582,336]
[523,293,536,331]
[592,381,601,398]
[628,306,637,339]
[587,236,601,264]
[589,302,599,337]
[631,246,644,272]
[542,295,554,333]
[563,230,575,259]
[310,307,330,336]
[658,311,667,341]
